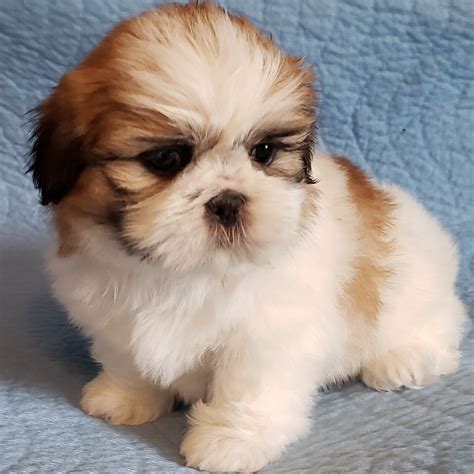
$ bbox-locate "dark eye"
[251,143,275,166]
[139,144,193,177]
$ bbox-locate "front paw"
[80,372,173,425]
[180,402,277,472]
[180,427,270,473]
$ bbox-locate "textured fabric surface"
[0,0,473,472]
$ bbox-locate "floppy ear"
[28,92,85,206]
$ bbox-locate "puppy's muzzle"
[205,190,246,227]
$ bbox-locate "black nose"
[205,190,245,226]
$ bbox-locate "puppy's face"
[29,3,317,272]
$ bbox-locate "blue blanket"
[1,0,472,472]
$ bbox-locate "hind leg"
[362,294,466,391]
[362,186,467,391]
[361,343,460,391]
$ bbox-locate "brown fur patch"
[53,167,116,256]
[334,156,396,323]
[103,161,160,195]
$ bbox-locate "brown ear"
[28,91,85,206]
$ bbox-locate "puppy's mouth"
[205,190,250,250]
[108,188,254,267]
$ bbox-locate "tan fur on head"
[28,2,317,267]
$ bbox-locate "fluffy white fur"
[48,151,466,472]
[40,6,467,473]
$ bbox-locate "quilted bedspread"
[1,0,472,472]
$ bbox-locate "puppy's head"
[29,2,317,272]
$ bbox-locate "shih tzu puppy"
[28,2,466,472]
